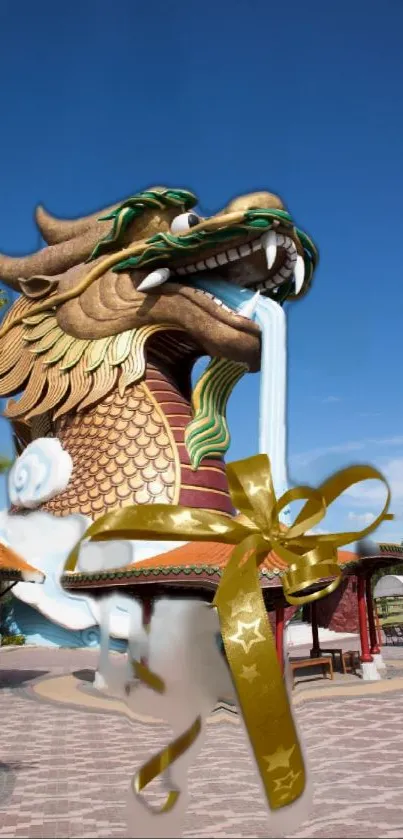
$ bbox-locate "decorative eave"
[61,541,360,605]
[359,542,403,562]
[0,542,45,584]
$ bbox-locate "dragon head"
[0,187,317,375]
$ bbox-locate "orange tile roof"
[135,541,358,575]
[337,550,358,565]
[0,543,44,583]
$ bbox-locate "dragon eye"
[170,212,201,234]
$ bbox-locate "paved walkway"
[0,646,403,838]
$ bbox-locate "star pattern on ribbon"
[240,663,259,684]
[264,745,296,773]
[227,591,255,618]
[229,618,265,655]
[273,769,302,794]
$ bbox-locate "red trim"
[178,488,234,515]
[275,605,285,673]
[357,575,372,663]
[180,465,229,492]
[366,575,381,655]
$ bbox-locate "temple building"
[62,539,403,680]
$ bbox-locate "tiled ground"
[0,646,403,838]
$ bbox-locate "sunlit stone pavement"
[1,646,403,838]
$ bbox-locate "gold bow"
[65,455,392,814]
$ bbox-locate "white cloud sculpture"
[2,436,189,645]
[0,503,187,641]
[8,438,73,509]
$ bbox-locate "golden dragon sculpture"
[0,187,317,520]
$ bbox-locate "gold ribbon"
[126,660,202,813]
[65,455,393,814]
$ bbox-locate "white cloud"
[307,527,330,535]
[347,511,375,526]
[293,436,403,468]
[290,449,403,545]
[322,396,341,404]
[372,436,403,446]
[292,440,366,467]
[346,458,403,506]
[372,527,402,544]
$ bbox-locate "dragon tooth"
[294,255,305,295]
[261,230,277,270]
[137,268,171,292]
[237,291,260,319]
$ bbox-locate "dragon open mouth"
[133,222,308,331]
[173,229,301,296]
[0,187,316,378]
[169,227,303,324]
[92,193,317,322]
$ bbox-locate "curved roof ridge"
[133,541,358,574]
[0,542,44,583]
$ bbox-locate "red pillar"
[366,575,380,655]
[357,575,372,663]
[310,600,321,658]
[275,604,285,674]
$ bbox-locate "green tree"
[372,562,403,588]
[0,457,11,473]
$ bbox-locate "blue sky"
[0,0,402,544]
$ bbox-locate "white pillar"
[373,652,387,671]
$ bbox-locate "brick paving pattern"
[0,647,402,838]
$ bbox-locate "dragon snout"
[224,191,286,214]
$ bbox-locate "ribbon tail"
[129,658,201,814]
[132,717,202,814]
[215,546,306,811]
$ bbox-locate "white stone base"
[373,652,387,671]
[360,660,381,681]
[93,670,108,690]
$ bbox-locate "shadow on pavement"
[72,668,95,683]
[0,761,39,806]
[0,669,49,688]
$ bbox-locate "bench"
[314,647,345,673]
[290,656,333,688]
[342,650,361,674]
[383,624,403,645]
